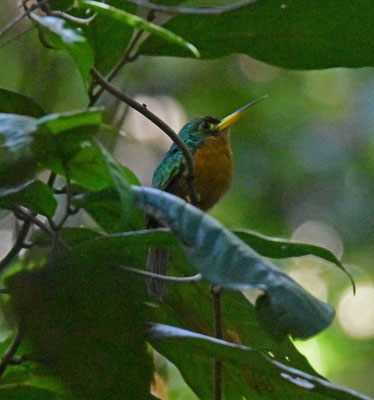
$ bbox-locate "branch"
[89,29,145,106]
[123,267,202,283]
[91,67,199,206]
[0,323,24,379]
[12,207,52,235]
[0,220,31,273]
[124,0,261,15]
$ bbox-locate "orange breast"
[193,133,234,211]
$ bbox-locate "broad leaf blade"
[0,180,57,218]
[0,89,44,117]
[131,186,335,339]
[31,14,94,86]
[139,0,374,69]
[234,229,355,293]
[149,324,374,400]
[79,0,200,58]
[0,113,39,186]
[84,0,137,75]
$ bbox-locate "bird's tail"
[146,247,169,299]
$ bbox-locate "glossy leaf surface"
[132,186,335,339]
[140,0,374,69]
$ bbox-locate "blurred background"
[1,0,374,397]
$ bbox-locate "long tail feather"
[146,248,169,299]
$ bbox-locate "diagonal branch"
[91,67,199,206]
[123,266,202,283]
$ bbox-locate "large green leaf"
[149,324,373,400]
[79,0,200,58]
[139,0,374,69]
[233,229,355,293]
[31,14,94,86]
[0,180,57,218]
[84,0,137,75]
[97,145,144,231]
[0,114,39,186]
[4,255,153,400]
[131,186,334,339]
[0,89,44,118]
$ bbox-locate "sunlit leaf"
[131,186,335,339]
[139,0,374,69]
[79,0,200,58]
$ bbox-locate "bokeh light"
[337,282,374,339]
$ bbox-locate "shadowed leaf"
[0,89,44,118]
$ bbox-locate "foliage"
[0,1,372,400]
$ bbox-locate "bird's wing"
[152,146,186,191]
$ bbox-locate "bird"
[146,97,266,299]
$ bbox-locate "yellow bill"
[214,95,268,131]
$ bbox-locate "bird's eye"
[199,121,210,130]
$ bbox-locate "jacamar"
[147,97,266,299]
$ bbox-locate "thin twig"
[48,10,97,25]
[124,0,261,15]
[124,266,202,283]
[0,323,24,379]
[211,285,223,400]
[54,176,72,230]
[12,207,52,234]
[0,0,48,38]
[0,220,31,273]
[91,67,199,206]
[89,29,145,106]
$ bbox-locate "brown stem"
[0,323,24,379]
[91,67,199,206]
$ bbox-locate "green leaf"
[0,114,39,186]
[149,324,373,400]
[31,14,94,86]
[0,180,57,218]
[84,0,137,75]
[131,186,335,339]
[0,384,66,400]
[139,0,374,69]
[0,89,44,118]
[37,108,102,135]
[79,0,200,58]
[5,255,153,400]
[33,227,102,248]
[234,229,355,293]
[98,145,144,231]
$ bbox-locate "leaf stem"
[123,267,202,283]
[124,0,261,15]
[89,29,145,106]
[91,67,199,206]
[0,323,24,379]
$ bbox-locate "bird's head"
[179,96,267,145]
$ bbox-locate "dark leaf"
[84,0,137,75]
[131,186,335,339]
[0,114,39,186]
[0,89,44,117]
[0,180,57,218]
[234,229,355,293]
[5,254,153,400]
[149,323,374,400]
[79,0,200,57]
[0,384,66,400]
[139,0,374,69]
